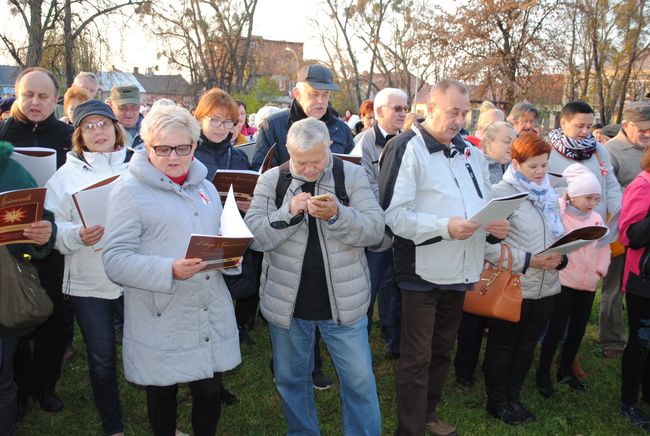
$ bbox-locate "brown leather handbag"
[463,243,523,322]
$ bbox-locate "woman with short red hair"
[482,134,568,426]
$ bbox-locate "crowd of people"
[0,63,649,436]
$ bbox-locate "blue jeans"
[70,296,124,434]
[269,317,381,435]
[366,250,401,353]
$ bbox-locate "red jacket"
[620,170,650,293]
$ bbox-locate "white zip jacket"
[379,123,494,288]
[45,149,128,299]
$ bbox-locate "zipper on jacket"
[532,202,547,298]
[315,184,341,325]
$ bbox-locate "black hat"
[600,124,621,138]
[73,100,117,129]
[0,97,15,113]
[297,64,340,91]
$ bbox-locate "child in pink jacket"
[537,163,611,397]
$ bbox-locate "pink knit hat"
[563,163,601,197]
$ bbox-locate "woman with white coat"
[45,100,128,436]
[102,105,241,436]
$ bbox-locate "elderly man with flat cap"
[110,84,144,150]
[599,101,650,359]
[250,64,354,170]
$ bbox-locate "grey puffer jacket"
[102,150,241,386]
[244,154,384,329]
[486,180,563,300]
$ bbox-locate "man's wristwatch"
[326,212,339,225]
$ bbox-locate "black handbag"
[0,246,53,329]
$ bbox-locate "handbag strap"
[504,243,513,272]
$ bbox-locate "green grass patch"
[17,291,645,435]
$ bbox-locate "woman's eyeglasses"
[83,120,112,131]
[204,116,236,130]
[151,144,193,157]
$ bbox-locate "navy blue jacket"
[194,133,251,180]
[250,100,354,170]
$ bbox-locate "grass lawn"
[17,292,645,435]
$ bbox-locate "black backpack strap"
[275,161,292,209]
[274,156,350,209]
[332,156,349,206]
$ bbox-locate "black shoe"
[620,404,650,432]
[509,399,535,423]
[456,374,474,388]
[486,403,524,426]
[238,328,255,345]
[536,370,555,398]
[38,391,63,413]
[312,368,333,390]
[221,387,239,406]
[557,369,586,391]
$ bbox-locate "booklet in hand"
[212,170,259,204]
[11,147,57,187]
[72,175,121,229]
[332,153,362,164]
[185,185,254,270]
[468,192,529,226]
[539,225,609,255]
[0,187,46,246]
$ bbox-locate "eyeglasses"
[117,104,140,113]
[82,119,112,131]
[204,116,236,130]
[630,122,650,134]
[151,144,193,157]
[388,105,410,113]
[267,180,337,229]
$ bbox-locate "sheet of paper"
[11,147,57,187]
[468,192,529,226]
[72,175,121,229]
[219,186,253,238]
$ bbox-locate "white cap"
[563,163,601,197]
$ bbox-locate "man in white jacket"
[379,79,509,436]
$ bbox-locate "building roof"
[133,73,190,95]
[96,71,190,96]
[0,65,21,87]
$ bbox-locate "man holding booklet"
[244,117,384,435]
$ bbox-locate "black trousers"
[14,252,67,397]
[622,293,650,405]
[146,373,223,436]
[484,296,555,406]
[0,336,20,436]
[539,286,595,374]
[396,289,465,436]
[454,312,488,381]
[235,293,259,331]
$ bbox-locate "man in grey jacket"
[245,117,384,435]
[357,87,408,358]
[601,101,650,357]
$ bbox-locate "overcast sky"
[0,0,327,73]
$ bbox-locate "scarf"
[548,128,597,161]
[502,165,564,237]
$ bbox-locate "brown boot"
[572,355,588,379]
[426,416,457,436]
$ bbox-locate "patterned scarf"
[502,165,565,237]
[548,128,597,161]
